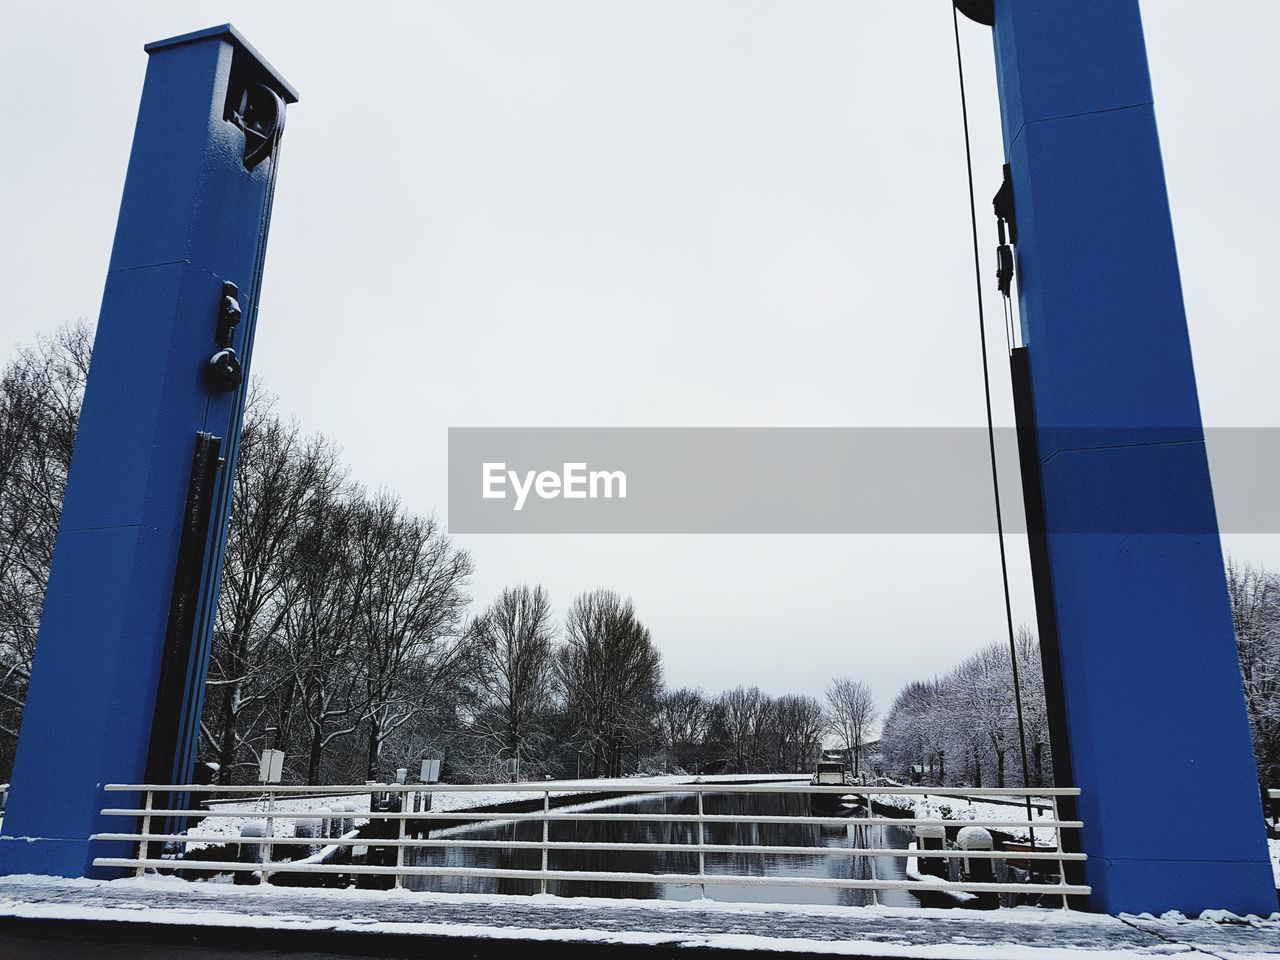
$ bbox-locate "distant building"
[820,740,883,778]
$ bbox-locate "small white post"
[540,791,549,894]
[696,790,706,898]
[261,789,275,885]
[136,790,152,878]
[394,793,404,890]
[861,792,879,906]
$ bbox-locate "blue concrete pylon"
[987,0,1274,914]
[0,25,296,878]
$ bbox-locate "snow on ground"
[867,793,1060,844]
[185,793,371,848]
[3,874,1280,958]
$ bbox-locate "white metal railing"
[91,780,1089,905]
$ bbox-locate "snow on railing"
[92,780,1089,906]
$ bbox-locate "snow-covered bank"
[867,793,1060,843]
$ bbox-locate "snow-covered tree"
[878,630,1052,788]
[1227,558,1280,785]
[825,677,877,777]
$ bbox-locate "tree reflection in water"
[404,792,921,907]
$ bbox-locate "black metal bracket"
[993,163,1017,246]
[993,163,1018,298]
[954,0,994,27]
[216,282,241,348]
[207,349,242,392]
[229,83,286,171]
[996,244,1015,299]
[208,282,244,393]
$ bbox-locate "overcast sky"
[2,2,1277,718]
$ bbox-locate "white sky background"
[1,2,1277,719]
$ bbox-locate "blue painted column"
[0,25,296,878]
[990,1,1273,914]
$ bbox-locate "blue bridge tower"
[968,0,1275,915]
[0,25,296,878]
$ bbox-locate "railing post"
[696,790,706,898]
[394,788,406,890]
[1025,787,1038,861]
[261,788,275,885]
[540,791,549,894]
[862,792,878,907]
[136,789,152,878]
[1052,795,1069,910]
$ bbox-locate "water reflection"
[404,792,920,906]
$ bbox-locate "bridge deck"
[1,876,1278,958]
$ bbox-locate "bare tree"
[204,391,342,782]
[773,693,825,773]
[0,321,91,774]
[825,677,877,777]
[720,686,772,773]
[469,585,555,779]
[279,482,363,784]
[352,495,474,781]
[655,687,711,773]
[556,589,662,778]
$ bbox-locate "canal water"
[403,792,921,906]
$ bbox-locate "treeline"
[878,627,1051,788]
[654,681,874,778]
[1228,558,1280,786]
[0,322,874,785]
[12,322,1278,790]
[658,686,823,778]
[879,569,1280,790]
[0,322,90,773]
[207,390,475,784]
